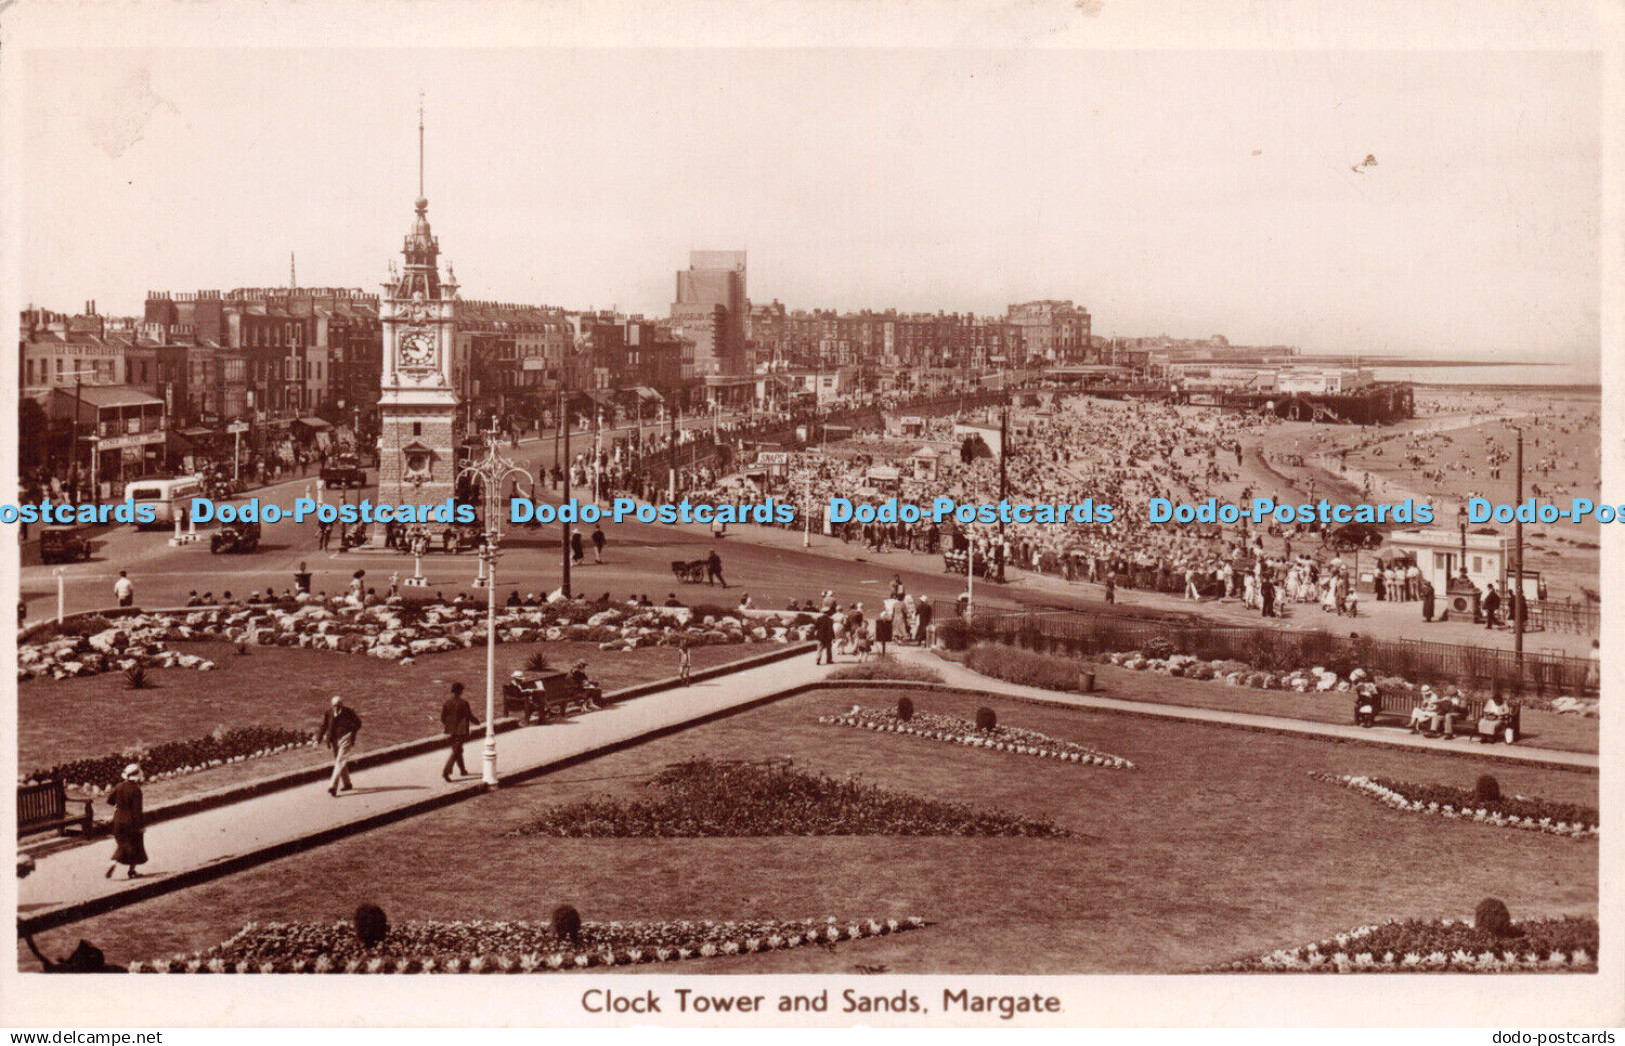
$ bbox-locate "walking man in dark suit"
[814,609,836,665]
[440,682,478,781]
[317,695,362,796]
[1483,583,1501,629]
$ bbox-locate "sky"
[15,46,1603,365]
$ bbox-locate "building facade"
[671,250,749,379]
[1005,300,1092,364]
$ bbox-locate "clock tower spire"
[371,99,461,545]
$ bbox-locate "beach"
[1251,386,1601,600]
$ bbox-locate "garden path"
[20,643,1594,937]
[17,649,837,935]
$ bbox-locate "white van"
[125,476,206,529]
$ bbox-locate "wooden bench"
[18,779,93,838]
[1355,690,1521,742]
[503,672,602,724]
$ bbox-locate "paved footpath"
[18,649,838,934]
[19,643,1593,935]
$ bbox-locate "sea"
[1359,362,1598,389]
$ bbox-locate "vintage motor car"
[210,519,262,554]
[38,525,91,564]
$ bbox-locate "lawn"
[21,684,1596,974]
[16,639,756,808]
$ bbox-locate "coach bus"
[124,475,206,529]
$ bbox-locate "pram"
[671,559,707,584]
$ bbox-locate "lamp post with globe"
[456,417,535,787]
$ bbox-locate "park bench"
[17,778,94,838]
[1355,689,1521,743]
[503,671,603,725]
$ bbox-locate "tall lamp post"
[457,418,534,788]
[996,400,1009,584]
[1457,504,1468,579]
[802,458,813,548]
[61,369,99,504]
[559,388,572,598]
[1511,426,1524,670]
[1449,502,1482,624]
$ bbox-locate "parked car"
[320,452,367,489]
[210,519,261,554]
[38,525,91,563]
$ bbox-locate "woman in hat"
[1408,687,1439,734]
[568,660,602,706]
[105,764,148,879]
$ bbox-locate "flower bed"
[22,726,316,794]
[1095,649,1598,717]
[1208,915,1598,972]
[1312,773,1598,839]
[509,757,1071,837]
[819,705,1135,770]
[129,914,929,973]
[19,599,796,682]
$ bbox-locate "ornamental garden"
[20,650,1598,974]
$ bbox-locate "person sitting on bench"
[1477,690,1513,744]
[1428,689,1462,739]
[1354,682,1380,727]
[568,661,603,706]
[1408,688,1441,734]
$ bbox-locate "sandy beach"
[1251,386,1601,600]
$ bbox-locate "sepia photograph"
[3,0,1618,1031]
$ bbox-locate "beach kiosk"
[910,445,941,480]
[1386,528,1510,620]
[865,465,902,493]
[895,415,928,439]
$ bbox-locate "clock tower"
[372,108,460,544]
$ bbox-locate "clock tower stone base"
[376,407,458,515]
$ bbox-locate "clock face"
[398,327,436,370]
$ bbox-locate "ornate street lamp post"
[457,418,534,787]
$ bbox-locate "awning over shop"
[294,416,332,430]
[570,390,617,410]
[633,386,664,402]
[179,427,218,439]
